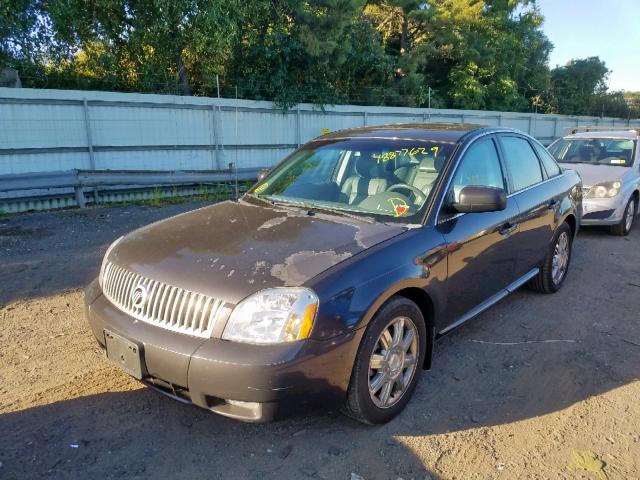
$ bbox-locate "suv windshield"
[248,137,456,222]
[549,138,636,167]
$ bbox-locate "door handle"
[498,222,518,235]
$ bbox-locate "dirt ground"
[1,202,639,480]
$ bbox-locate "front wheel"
[343,296,426,424]
[610,197,636,236]
[528,222,573,294]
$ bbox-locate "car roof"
[319,123,490,143]
[564,130,639,140]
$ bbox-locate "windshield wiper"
[269,199,376,224]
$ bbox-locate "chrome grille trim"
[101,262,224,338]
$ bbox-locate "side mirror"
[451,185,507,213]
[257,168,270,182]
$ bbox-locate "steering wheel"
[387,183,427,205]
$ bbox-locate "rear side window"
[532,143,561,177]
[499,136,544,192]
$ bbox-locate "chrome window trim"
[437,174,563,225]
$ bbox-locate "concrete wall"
[2,87,639,178]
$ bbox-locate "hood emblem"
[131,284,149,310]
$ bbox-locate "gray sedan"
[548,130,640,236]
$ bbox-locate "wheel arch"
[358,283,437,371]
[393,287,436,370]
[563,212,577,238]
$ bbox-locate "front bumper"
[84,279,363,422]
[580,196,626,226]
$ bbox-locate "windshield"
[549,138,636,167]
[248,137,457,222]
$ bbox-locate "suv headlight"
[222,288,319,344]
[586,181,622,199]
[98,236,123,288]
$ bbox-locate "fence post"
[363,111,368,126]
[498,114,503,126]
[218,105,225,166]
[210,104,220,169]
[82,99,95,170]
[460,114,465,124]
[553,117,559,138]
[74,186,86,208]
[82,98,100,204]
[296,107,301,147]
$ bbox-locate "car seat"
[340,153,389,205]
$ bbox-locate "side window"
[499,136,544,192]
[532,142,561,177]
[449,138,505,203]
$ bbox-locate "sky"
[537,0,640,92]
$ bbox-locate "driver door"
[437,136,519,330]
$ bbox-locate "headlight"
[98,235,123,288]
[222,288,319,344]
[586,181,622,199]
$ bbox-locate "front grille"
[101,261,225,338]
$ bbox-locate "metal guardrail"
[0,167,262,209]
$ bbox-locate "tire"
[528,222,573,294]
[343,296,426,424]
[610,197,636,236]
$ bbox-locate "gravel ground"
[0,202,639,480]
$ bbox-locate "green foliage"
[0,0,635,117]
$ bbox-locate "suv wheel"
[610,197,636,236]
[528,222,573,294]
[343,296,426,424]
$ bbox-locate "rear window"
[498,136,544,192]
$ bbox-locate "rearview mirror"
[451,185,507,213]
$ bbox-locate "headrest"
[418,157,436,172]
[578,145,594,160]
[418,155,445,173]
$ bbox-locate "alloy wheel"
[625,201,635,233]
[551,231,570,285]
[368,316,419,408]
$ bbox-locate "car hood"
[560,163,628,188]
[107,200,409,304]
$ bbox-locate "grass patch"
[106,181,253,209]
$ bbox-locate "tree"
[42,0,245,95]
[550,57,609,115]
[1,0,637,117]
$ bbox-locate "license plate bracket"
[104,329,145,380]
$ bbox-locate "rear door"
[497,135,557,277]
[437,136,519,327]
